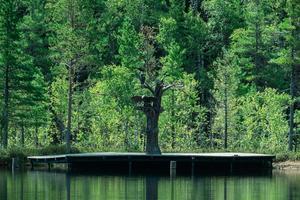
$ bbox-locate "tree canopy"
[0,0,299,154]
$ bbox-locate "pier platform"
[28,152,275,174]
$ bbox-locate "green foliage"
[160,42,185,82]
[160,73,206,151]
[86,66,144,151]
[235,89,290,153]
[275,152,300,162]
[37,145,80,155]
[203,0,244,51]
[211,50,241,148]
[0,0,299,156]
[117,18,142,69]
[157,17,178,47]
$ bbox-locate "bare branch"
[162,83,184,93]
[162,84,174,92]
[143,82,155,95]
[62,62,71,68]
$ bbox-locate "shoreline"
[273,161,300,171]
[2,150,300,172]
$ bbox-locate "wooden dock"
[28,152,275,174]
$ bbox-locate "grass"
[274,152,300,162]
[0,145,80,167]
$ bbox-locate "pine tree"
[117,17,143,70]
[212,50,241,149]
[0,0,24,148]
[157,16,185,148]
[203,0,244,53]
[12,0,50,147]
[230,0,287,90]
[48,0,89,152]
[21,0,52,81]
[270,0,300,151]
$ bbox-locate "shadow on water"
[0,169,7,200]
[68,160,273,177]
[1,168,300,200]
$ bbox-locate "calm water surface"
[0,169,299,200]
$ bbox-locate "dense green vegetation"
[0,0,299,156]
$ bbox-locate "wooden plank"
[28,152,275,164]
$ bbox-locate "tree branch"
[162,83,184,93]
[162,84,174,92]
[143,82,155,95]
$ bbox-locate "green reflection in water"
[0,170,299,200]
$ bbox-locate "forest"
[0,0,299,156]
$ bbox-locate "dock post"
[48,163,51,171]
[12,158,15,171]
[128,161,132,176]
[268,160,272,168]
[170,161,176,177]
[30,160,34,170]
[67,163,72,171]
[12,158,15,170]
[191,157,195,177]
[230,161,233,174]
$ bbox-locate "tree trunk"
[224,81,228,149]
[124,121,129,149]
[66,63,73,153]
[254,21,260,84]
[289,49,296,151]
[1,64,9,148]
[288,4,299,151]
[254,0,261,86]
[134,83,167,154]
[20,123,25,147]
[1,1,13,149]
[34,125,39,147]
[144,86,164,154]
[196,52,202,145]
[145,111,161,154]
[171,89,176,149]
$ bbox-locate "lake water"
[0,169,300,200]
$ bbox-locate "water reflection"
[0,170,7,200]
[0,169,300,200]
[146,176,158,200]
[66,173,71,200]
[223,177,227,200]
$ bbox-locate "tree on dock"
[132,26,181,154]
[118,20,185,154]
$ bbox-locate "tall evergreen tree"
[271,0,300,151]
[0,0,24,148]
[211,50,241,149]
[48,0,89,152]
[21,0,52,81]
